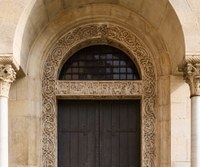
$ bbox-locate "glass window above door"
[59,45,140,80]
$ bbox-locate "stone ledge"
[0,54,25,77]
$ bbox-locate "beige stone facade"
[0,0,199,167]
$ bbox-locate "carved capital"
[0,64,16,83]
[183,63,200,96]
[0,64,16,97]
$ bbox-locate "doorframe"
[42,23,157,167]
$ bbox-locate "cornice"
[0,54,20,72]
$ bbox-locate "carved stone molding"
[185,55,200,64]
[0,54,20,71]
[183,63,200,96]
[0,64,16,97]
[42,23,157,167]
[56,81,143,98]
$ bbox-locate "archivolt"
[42,23,157,167]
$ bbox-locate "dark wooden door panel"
[58,101,97,167]
[99,101,140,167]
[58,100,140,167]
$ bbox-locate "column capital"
[0,54,19,72]
[183,62,200,97]
[0,64,16,97]
[0,64,16,83]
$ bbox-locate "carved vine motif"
[42,23,156,167]
[56,81,143,97]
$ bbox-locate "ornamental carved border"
[55,81,143,98]
[42,23,156,167]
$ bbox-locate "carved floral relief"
[55,81,143,97]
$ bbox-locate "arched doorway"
[57,45,141,166]
[42,23,156,167]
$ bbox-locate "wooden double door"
[58,100,141,167]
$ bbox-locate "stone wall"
[171,75,191,167]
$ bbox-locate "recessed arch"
[15,1,184,75]
[42,23,157,167]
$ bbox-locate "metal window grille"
[59,45,140,80]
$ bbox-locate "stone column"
[0,64,16,167]
[183,61,200,167]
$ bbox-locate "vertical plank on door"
[58,100,97,167]
[100,100,141,167]
[58,100,71,167]
[100,101,112,167]
[111,101,120,167]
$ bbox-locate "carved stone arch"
[42,23,157,167]
[57,39,143,80]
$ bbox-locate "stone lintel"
[56,80,143,98]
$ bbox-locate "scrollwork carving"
[55,81,143,98]
[42,23,156,167]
